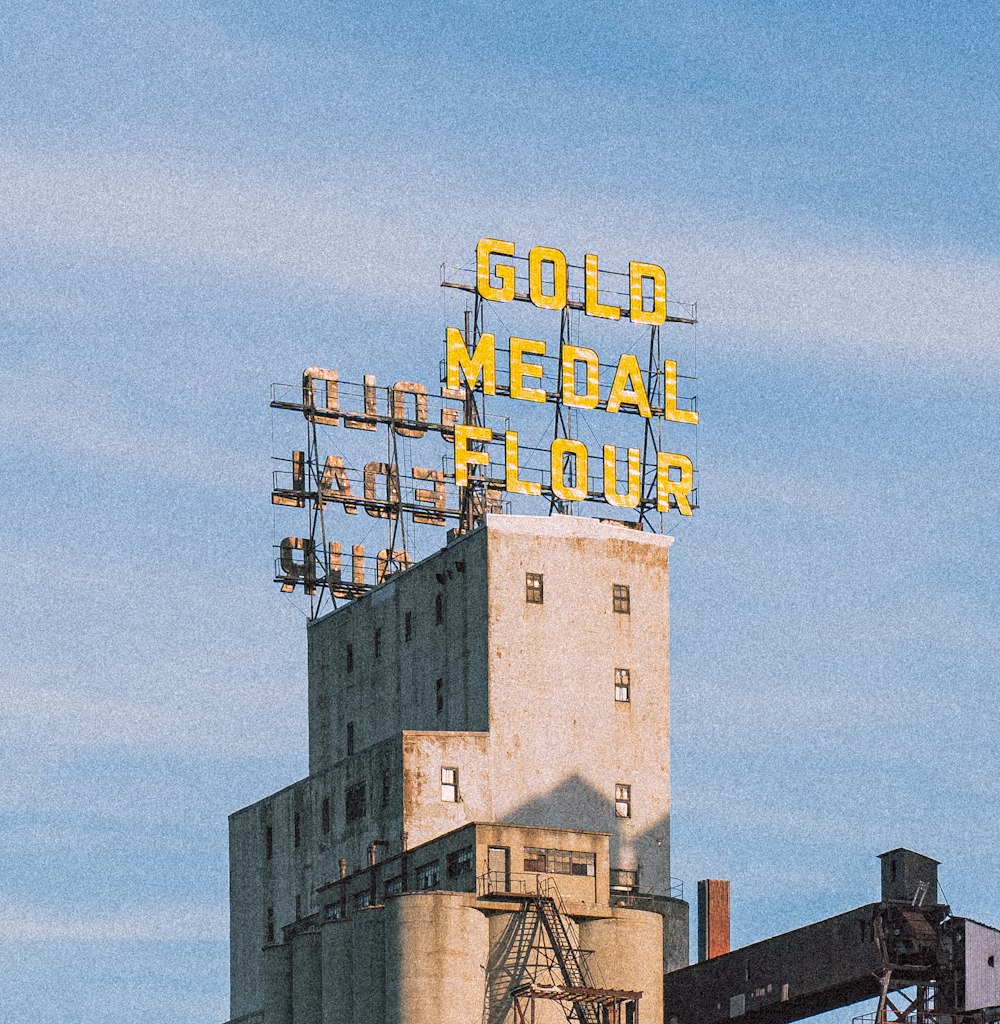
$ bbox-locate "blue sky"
[2,2,999,1021]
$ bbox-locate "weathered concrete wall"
[291,931,322,1024]
[401,730,492,849]
[262,943,292,1024]
[306,529,490,776]
[483,516,673,896]
[385,892,488,1024]
[582,908,665,1023]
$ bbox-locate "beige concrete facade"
[228,515,688,1024]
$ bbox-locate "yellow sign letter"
[656,451,695,516]
[603,445,641,508]
[629,261,667,325]
[528,245,568,311]
[505,430,542,496]
[510,337,547,403]
[560,344,600,410]
[551,438,589,502]
[584,254,622,321]
[453,424,493,487]
[606,353,652,417]
[476,238,516,302]
[446,326,496,394]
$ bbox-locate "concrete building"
[228,514,689,1024]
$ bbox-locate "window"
[353,891,373,910]
[385,875,404,897]
[321,797,330,834]
[295,894,302,919]
[436,678,444,714]
[265,906,275,943]
[293,812,301,848]
[611,868,638,890]
[447,846,475,879]
[265,825,273,860]
[523,847,596,877]
[612,584,631,614]
[615,784,632,818]
[347,722,355,756]
[374,628,381,658]
[441,767,459,802]
[346,643,353,673]
[525,572,544,604]
[524,847,547,873]
[346,782,366,823]
[615,668,631,702]
[435,593,443,624]
[405,611,412,642]
[324,902,343,922]
[417,860,440,889]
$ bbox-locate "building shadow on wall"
[498,774,671,892]
[481,907,542,1024]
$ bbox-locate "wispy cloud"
[2,148,999,377]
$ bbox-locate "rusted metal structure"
[667,850,1000,1024]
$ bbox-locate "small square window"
[615,668,631,702]
[526,572,544,604]
[615,783,631,818]
[346,643,353,673]
[436,678,444,714]
[374,628,381,658]
[441,766,459,802]
[404,611,412,642]
[612,584,631,614]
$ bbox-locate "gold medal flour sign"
[272,238,698,597]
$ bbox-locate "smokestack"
[698,879,731,961]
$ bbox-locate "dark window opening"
[890,859,897,882]
[612,584,631,614]
[321,797,330,834]
[265,825,273,860]
[404,611,412,642]
[346,782,366,823]
[265,906,275,943]
[611,868,638,890]
[436,677,444,714]
[435,593,443,624]
[374,628,381,658]
[347,722,355,756]
[526,572,544,604]
[447,846,475,879]
[293,812,301,848]
[346,643,353,673]
[295,894,302,919]
[523,847,596,877]
[382,771,390,808]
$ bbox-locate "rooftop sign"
[271,238,698,608]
